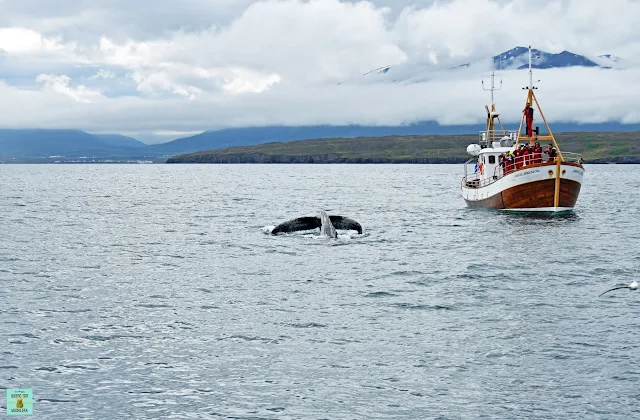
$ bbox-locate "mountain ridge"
[2,123,640,160]
[492,46,602,70]
[364,46,624,83]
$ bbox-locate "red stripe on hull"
[464,178,581,210]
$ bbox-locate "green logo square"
[6,389,33,416]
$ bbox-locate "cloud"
[36,74,103,103]
[89,69,115,80]
[0,0,639,138]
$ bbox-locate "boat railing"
[462,153,583,189]
[479,130,517,148]
[462,161,503,189]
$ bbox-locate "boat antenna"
[482,55,504,138]
[482,59,502,109]
[523,45,540,91]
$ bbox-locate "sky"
[0,0,639,143]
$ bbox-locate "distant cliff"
[166,132,640,164]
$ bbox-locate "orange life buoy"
[478,162,484,175]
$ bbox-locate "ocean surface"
[1,164,639,419]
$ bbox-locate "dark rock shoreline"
[167,153,640,164]
[166,153,469,164]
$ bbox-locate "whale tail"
[271,214,362,236]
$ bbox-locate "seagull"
[599,270,638,297]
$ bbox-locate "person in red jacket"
[505,152,514,173]
[546,143,557,162]
[549,145,557,161]
[534,142,542,164]
[517,144,526,168]
[523,144,531,167]
[524,103,534,137]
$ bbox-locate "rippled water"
[1,164,640,419]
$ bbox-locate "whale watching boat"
[461,46,584,213]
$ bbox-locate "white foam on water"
[337,233,353,241]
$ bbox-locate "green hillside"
[166,132,640,164]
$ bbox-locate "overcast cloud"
[0,0,639,141]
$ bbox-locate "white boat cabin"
[464,131,517,185]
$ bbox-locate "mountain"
[493,46,601,70]
[593,54,626,69]
[598,54,621,62]
[355,46,618,85]
[146,123,480,155]
[0,129,150,158]
[0,129,104,157]
[149,122,640,157]
[2,123,640,160]
[91,134,146,148]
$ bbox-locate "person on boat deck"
[533,142,542,164]
[530,144,536,165]
[506,151,515,173]
[529,144,536,165]
[522,146,531,166]
[501,153,509,175]
[524,103,534,137]
[546,143,557,162]
[516,144,526,168]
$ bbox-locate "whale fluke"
[271,216,322,235]
[328,216,363,234]
[271,212,362,237]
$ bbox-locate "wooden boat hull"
[461,162,584,212]
[464,178,581,211]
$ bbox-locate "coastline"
[165,155,640,164]
[165,132,640,164]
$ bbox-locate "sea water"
[1,164,639,419]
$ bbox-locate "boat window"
[488,155,496,164]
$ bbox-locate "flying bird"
[598,270,638,297]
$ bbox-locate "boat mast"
[482,59,503,143]
[515,46,563,157]
[514,45,566,210]
[528,46,533,96]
